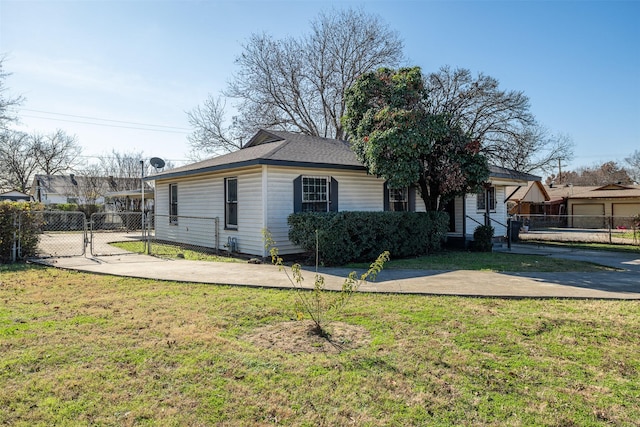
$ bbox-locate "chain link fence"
[2,210,221,263]
[90,212,146,256]
[146,214,220,258]
[515,214,640,245]
[30,211,87,257]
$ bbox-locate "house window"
[302,176,329,212]
[169,183,178,224]
[388,187,408,212]
[225,177,238,229]
[477,187,496,212]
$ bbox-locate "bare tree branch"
[625,150,640,183]
[423,66,570,173]
[0,57,24,128]
[188,8,404,155]
[0,130,38,192]
[33,129,82,175]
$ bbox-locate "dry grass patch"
[243,320,371,354]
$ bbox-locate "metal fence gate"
[89,212,146,256]
[6,210,221,262]
[32,211,87,258]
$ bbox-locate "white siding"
[463,186,508,238]
[153,165,514,256]
[153,167,264,255]
[264,166,385,255]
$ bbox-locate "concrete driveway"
[31,244,640,300]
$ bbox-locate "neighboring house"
[30,174,153,210]
[147,129,539,257]
[506,181,550,216]
[546,184,640,228]
[0,190,32,202]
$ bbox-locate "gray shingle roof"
[489,165,541,182]
[149,129,543,184]
[31,174,151,197]
[149,129,364,181]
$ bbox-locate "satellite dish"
[150,157,165,170]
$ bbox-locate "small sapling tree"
[263,229,389,338]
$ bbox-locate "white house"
[147,130,539,257]
[31,174,153,210]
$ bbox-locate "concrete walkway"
[31,244,640,300]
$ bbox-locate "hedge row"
[0,202,44,263]
[288,211,449,266]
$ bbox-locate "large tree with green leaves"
[342,67,489,211]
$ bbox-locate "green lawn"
[1,264,639,426]
[348,251,615,272]
[111,240,613,272]
[110,241,244,262]
[518,240,640,255]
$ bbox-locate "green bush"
[0,202,44,263]
[288,211,449,266]
[472,224,494,252]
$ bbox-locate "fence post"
[146,213,152,255]
[11,213,17,263]
[608,216,613,244]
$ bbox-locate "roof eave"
[146,158,366,181]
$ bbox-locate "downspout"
[262,165,269,259]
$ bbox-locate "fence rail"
[3,209,637,264]
[514,214,639,245]
[149,214,220,257]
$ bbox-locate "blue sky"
[1,0,638,175]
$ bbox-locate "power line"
[15,107,191,133]
[21,114,190,134]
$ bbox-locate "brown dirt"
[242,320,371,354]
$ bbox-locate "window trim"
[388,187,409,212]
[476,186,496,213]
[225,177,238,230]
[169,183,178,224]
[301,176,329,213]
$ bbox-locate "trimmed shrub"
[288,211,449,266]
[0,202,44,263]
[472,224,494,252]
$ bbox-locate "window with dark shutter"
[294,176,338,213]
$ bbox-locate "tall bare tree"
[187,96,244,160]
[0,57,24,128]
[489,126,574,174]
[32,129,82,175]
[0,130,38,192]
[625,150,640,183]
[98,150,146,189]
[188,8,404,158]
[424,66,573,173]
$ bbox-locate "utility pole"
[558,158,562,184]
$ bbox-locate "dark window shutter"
[383,182,390,211]
[293,175,302,213]
[409,186,416,212]
[329,177,338,212]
